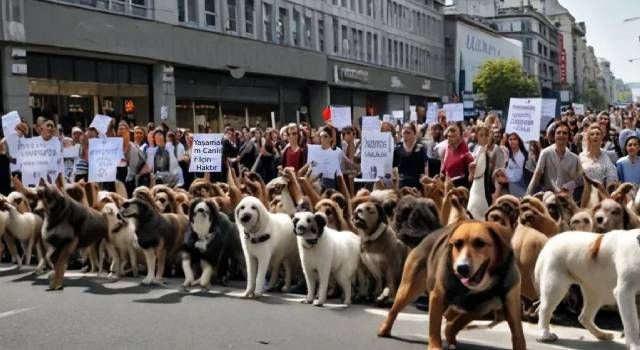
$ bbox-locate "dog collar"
[362,223,386,244]
[247,233,271,244]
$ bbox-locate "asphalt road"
[0,265,629,350]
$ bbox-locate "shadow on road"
[133,290,223,304]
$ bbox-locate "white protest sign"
[63,145,80,182]
[392,110,404,124]
[18,137,63,186]
[189,133,223,172]
[409,105,417,122]
[330,107,352,130]
[541,99,557,130]
[443,103,464,121]
[359,132,394,182]
[505,98,542,142]
[426,103,438,124]
[382,114,391,123]
[90,115,112,136]
[362,116,381,133]
[88,137,123,183]
[2,111,20,157]
[571,103,585,116]
[306,144,341,178]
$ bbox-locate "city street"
[0,265,628,350]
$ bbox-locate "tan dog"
[151,185,180,214]
[569,211,594,232]
[485,195,520,231]
[593,198,640,232]
[440,186,470,226]
[542,191,578,232]
[315,198,356,232]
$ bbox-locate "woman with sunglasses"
[281,123,307,171]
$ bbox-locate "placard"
[392,110,404,124]
[189,133,223,172]
[409,105,417,122]
[505,98,542,142]
[426,103,438,124]
[541,99,557,130]
[307,144,341,178]
[18,137,63,186]
[571,103,585,116]
[382,114,391,123]
[331,106,352,130]
[90,115,112,136]
[362,116,381,133]
[443,103,464,121]
[88,137,123,183]
[358,132,394,182]
[63,145,80,182]
[1,111,20,156]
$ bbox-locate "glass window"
[97,62,115,83]
[399,42,403,68]
[50,57,74,81]
[366,32,372,63]
[292,10,301,46]
[351,28,358,59]
[130,64,148,85]
[26,54,49,79]
[333,17,339,54]
[358,0,363,13]
[178,0,197,24]
[245,0,254,34]
[358,30,364,61]
[263,2,273,42]
[367,0,373,17]
[205,0,216,27]
[116,63,129,84]
[318,18,325,52]
[304,15,312,48]
[342,25,348,56]
[75,59,96,82]
[373,33,378,64]
[350,0,355,11]
[227,0,237,32]
[277,7,288,44]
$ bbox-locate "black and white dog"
[183,198,245,289]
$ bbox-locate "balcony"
[41,0,151,18]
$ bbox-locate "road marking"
[0,308,33,319]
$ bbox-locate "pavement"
[0,264,629,350]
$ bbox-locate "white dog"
[293,211,360,306]
[100,202,138,279]
[0,195,44,270]
[235,196,298,298]
[535,229,640,349]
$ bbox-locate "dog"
[535,229,640,349]
[425,221,525,350]
[183,198,244,289]
[119,191,187,285]
[293,211,360,306]
[151,185,180,214]
[0,195,45,269]
[485,195,520,230]
[314,198,355,232]
[37,181,109,290]
[392,195,442,248]
[353,201,409,305]
[542,191,578,232]
[593,198,640,232]
[100,202,138,278]
[570,211,594,232]
[235,196,298,298]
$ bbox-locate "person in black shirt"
[393,123,429,189]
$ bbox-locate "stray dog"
[536,229,640,349]
[37,182,108,291]
[593,198,640,232]
[100,202,138,278]
[542,191,578,232]
[183,198,244,289]
[314,198,355,232]
[570,211,594,232]
[235,196,298,298]
[485,195,520,230]
[151,185,180,214]
[353,202,409,305]
[0,194,45,269]
[427,221,525,350]
[392,195,441,248]
[293,211,360,306]
[119,191,187,285]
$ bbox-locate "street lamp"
[624,17,640,22]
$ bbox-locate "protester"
[442,123,473,188]
[150,128,182,187]
[316,126,345,190]
[504,132,529,197]
[579,124,618,186]
[616,136,640,186]
[393,123,428,189]
[467,125,491,219]
[281,123,307,171]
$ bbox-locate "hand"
[194,240,208,253]
[468,162,476,174]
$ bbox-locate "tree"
[473,59,540,111]
[582,81,607,110]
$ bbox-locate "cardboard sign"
[541,99,557,130]
[571,103,585,116]
[18,137,63,186]
[90,115,112,136]
[189,133,223,172]
[443,103,464,121]
[307,144,341,178]
[426,103,438,124]
[362,116,381,133]
[359,132,394,182]
[505,98,542,142]
[331,106,352,130]
[88,137,123,183]
[1,111,20,157]
[63,145,80,182]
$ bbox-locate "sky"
[558,0,640,83]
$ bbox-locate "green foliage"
[582,81,607,110]
[473,59,540,111]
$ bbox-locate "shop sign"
[334,65,369,84]
[421,79,431,91]
[391,76,404,89]
[559,34,567,83]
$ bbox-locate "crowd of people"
[2,103,639,222]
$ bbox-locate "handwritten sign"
[189,133,223,172]
[331,106,352,130]
[18,137,63,186]
[541,99,557,130]
[307,144,341,178]
[88,137,123,183]
[359,132,394,182]
[90,115,112,136]
[63,145,80,182]
[2,111,20,157]
[409,105,417,122]
[426,103,438,124]
[443,103,464,122]
[505,98,542,142]
[362,116,381,133]
[571,103,585,116]
[382,114,391,123]
[392,110,404,125]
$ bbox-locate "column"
[1,47,32,125]
[152,63,176,128]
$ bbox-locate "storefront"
[26,53,151,134]
[175,68,311,132]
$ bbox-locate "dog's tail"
[587,234,605,260]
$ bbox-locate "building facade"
[0,0,446,131]
[598,57,615,105]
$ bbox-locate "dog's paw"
[107,272,118,282]
[313,300,324,307]
[595,332,614,341]
[45,285,64,292]
[243,290,255,298]
[141,276,154,285]
[536,332,558,343]
[301,299,313,304]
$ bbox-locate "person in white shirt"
[504,132,529,197]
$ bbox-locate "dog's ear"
[374,202,388,225]
[292,215,300,229]
[486,222,514,271]
[381,198,397,220]
[623,206,640,230]
[313,212,327,235]
[207,200,218,227]
[38,177,47,188]
[188,198,199,221]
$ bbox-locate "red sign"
[559,34,567,83]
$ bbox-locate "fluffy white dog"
[293,211,360,306]
[535,229,640,349]
[235,196,298,298]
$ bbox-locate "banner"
[90,115,112,136]
[362,116,381,133]
[359,132,394,182]
[541,99,557,130]
[330,106,352,130]
[571,103,585,116]
[307,144,341,178]
[1,111,20,157]
[18,137,63,186]
[63,145,80,182]
[426,103,438,124]
[443,103,464,121]
[189,133,223,172]
[505,98,542,142]
[88,137,123,183]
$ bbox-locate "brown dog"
[315,198,356,232]
[593,198,640,232]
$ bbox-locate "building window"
[226,0,237,32]
[352,28,358,59]
[358,0,363,14]
[292,10,301,46]
[277,7,288,44]
[399,42,404,68]
[524,38,532,51]
[304,15,312,48]
[245,0,254,34]
[350,0,355,11]
[341,0,347,7]
[366,0,373,17]
[366,32,372,63]
[342,25,349,56]
[178,0,198,24]
[333,17,339,53]
[393,40,398,67]
[205,0,216,27]
[263,2,273,42]
[538,42,542,54]
[373,33,378,64]
[318,18,325,52]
